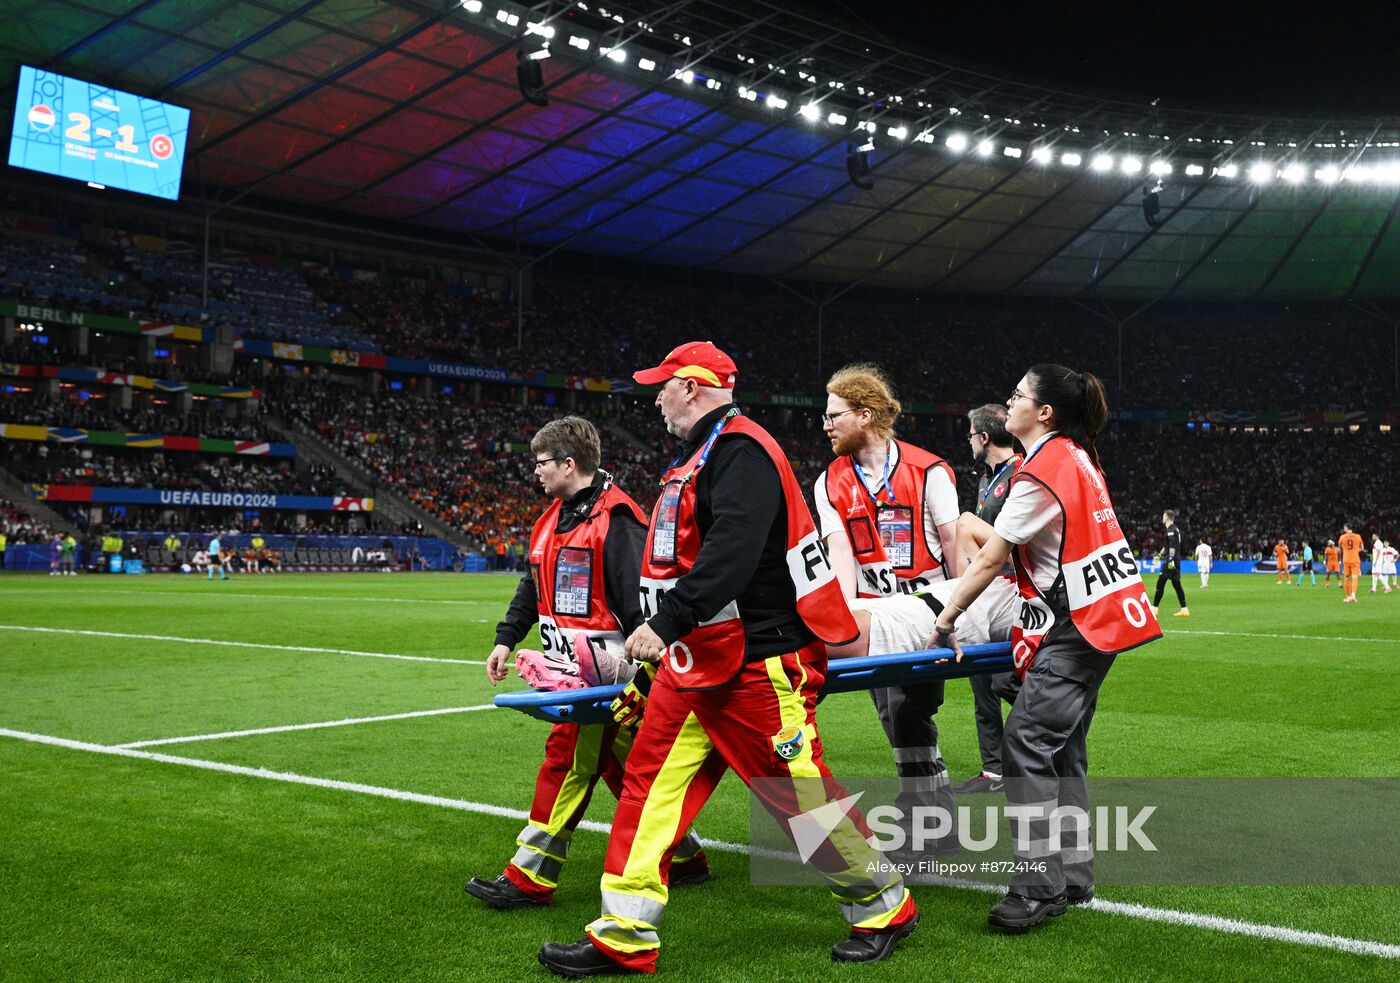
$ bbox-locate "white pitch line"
[113,703,500,749]
[0,727,1394,961]
[1165,629,1397,645]
[18,587,496,615]
[0,625,485,666]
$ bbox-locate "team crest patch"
[993,483,1006,498]
[773,725,804,761]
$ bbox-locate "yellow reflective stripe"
[585,915,661,952]
[542,724,607,832]
[763,656,908,916]
[618,710,713,903]
[849,886,912,931]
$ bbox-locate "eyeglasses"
[533,457,563,471]
[1008,389,1044,406]
[821,408,859,426]
[967,431,987,442]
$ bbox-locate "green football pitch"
[1,572,1396,981]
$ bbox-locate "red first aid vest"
[528,478,646,664]
[823,440,956,598]
[1008,435,1161,680]
[641,413,858,691]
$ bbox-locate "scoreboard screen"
[8,65,191,201]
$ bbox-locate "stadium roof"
[8,0,1400,301]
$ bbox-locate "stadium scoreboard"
[8,65,190,201]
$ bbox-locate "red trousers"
[504,721,703,901]
[585,641,914,972]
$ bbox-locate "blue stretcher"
[493,642,1014,726]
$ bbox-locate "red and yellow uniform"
[503,480,705,902]
[1339,531,1364,601]
[585,412,914,973]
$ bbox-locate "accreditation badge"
[553,547,593,616]
[877,505,914,570]
[651,481,683,564]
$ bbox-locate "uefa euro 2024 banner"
[34,485,373,513]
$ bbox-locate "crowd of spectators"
[0,389,274,441]
[3,442,348,497]
[6,209,1400,413]
[1,499,55,546]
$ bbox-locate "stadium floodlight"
[888,126,908,140]
[913,131,935,144]
[799,103,820,121]
[1091,154,1113,172]
[1316,165,1341,183]
[1343,164,1369,182]
[569,35,589,50]
[497,9,520,26]
[946,133,968,152]
[1215,163,1239,178]
[680,69,694,83]
[526,21,555,38]
[461,0,483,11]
[1061,151,1082,166]
[1121,156,1142,174]
[976,139,995,157]
[606,47,626,63]
[638,57,656,71]
[766,94,788,109]
[1184,163,1205,176]
[1003,146,1023,159]
[1249,162,1274,183]
[1378,163,1400,184]
[828,111,847,125]
[523,46,551,60]
[1149,160,1171,175]
[1031,146,1052,163]
[1281,163,1304,183]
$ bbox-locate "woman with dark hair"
[927,364,1162,932]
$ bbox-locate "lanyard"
[853,442,900,507]
[665,407,740,484]
[978,455,1020,508]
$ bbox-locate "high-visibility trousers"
[585,641,915,973]
[503,721,703,901]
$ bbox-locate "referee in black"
[1151,509,1190,617]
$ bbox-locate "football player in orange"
[1323,541,1341,587]
[1338,525,1365,603]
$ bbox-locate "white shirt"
[992,431,1065,595]
[1194,543,1213,563]
[852,576,1019,654]
[814,439,960,560]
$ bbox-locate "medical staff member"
[927,363,1161,932]
[539,342,918,977]
[470,417,706,909]
[814,362,960,845]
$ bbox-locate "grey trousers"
[968,670,1021,776]
[1001,638,1115,899]
[870,681,957,849]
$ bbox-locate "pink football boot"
[515,648,584,691]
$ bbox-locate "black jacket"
[649,405,815,659]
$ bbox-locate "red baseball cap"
[633,341,738,389]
